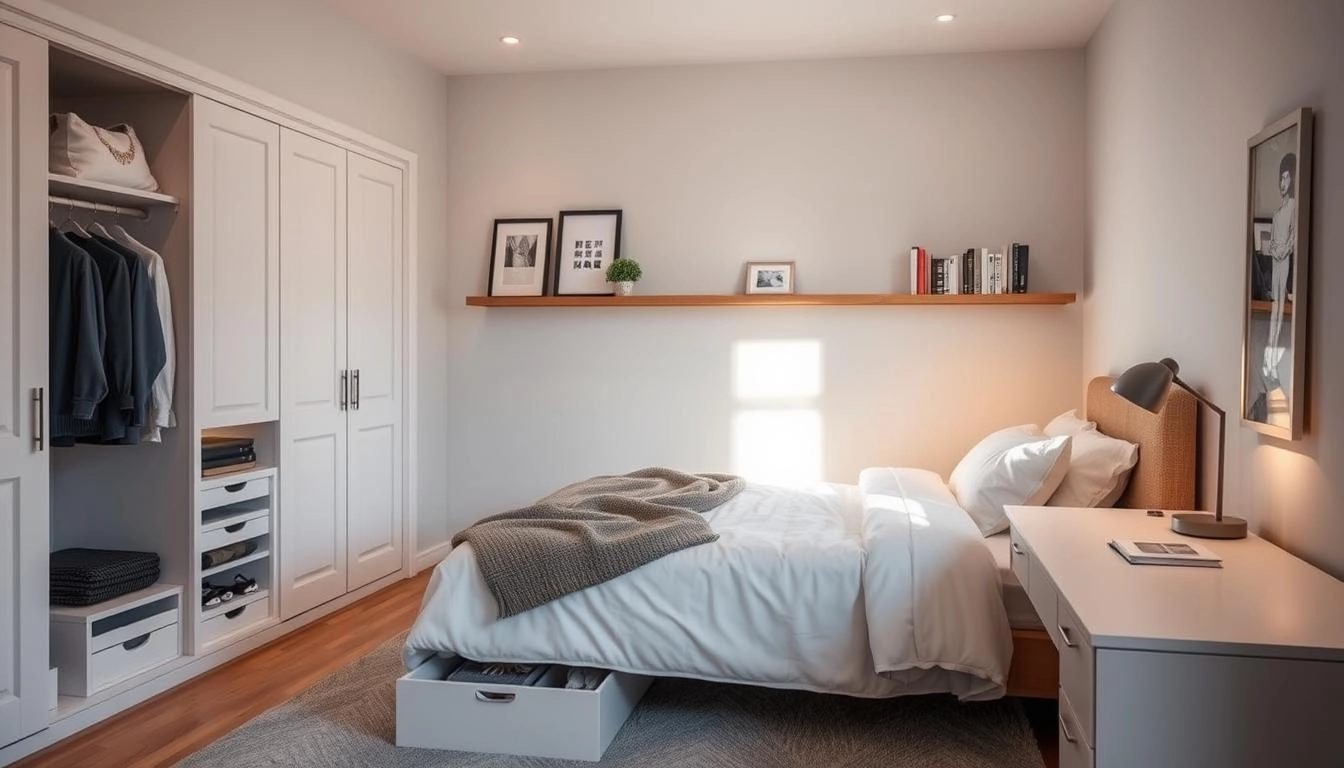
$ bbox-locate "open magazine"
[1109,539,1222,568]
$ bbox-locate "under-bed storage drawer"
[396,656,652,761]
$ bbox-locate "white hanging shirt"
[94,222,176,442]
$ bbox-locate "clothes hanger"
[59,198,92,238]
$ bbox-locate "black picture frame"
[552,210,623,296]
[488,217,553,297]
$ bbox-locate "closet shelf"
[200,548,269,579]
[198,465,276,487]
[200,588,270,622]
[48,173,179,211]
[48,583,181,622]
[466,292,1077,308]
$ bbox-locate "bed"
[405,377,1196,703]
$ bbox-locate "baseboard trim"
[0,572,405,767]
[414,540,452,573]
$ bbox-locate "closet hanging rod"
[48,194,149,221]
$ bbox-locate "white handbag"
[49,112,160,192]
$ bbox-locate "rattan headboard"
[1085,376,1197,511]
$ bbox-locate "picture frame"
[1242,108,1312,440]
[744,261,795,294]
[488,218,553,297]
[552,210,623,296]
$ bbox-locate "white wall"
[45,0,456,557]
[445,52,1086,531]
[1088,0,1344,575]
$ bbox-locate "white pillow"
[949,425,1073,537]
[1045,409,1096,437]
[1047,428,1139,508]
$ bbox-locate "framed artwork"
[745,261,795,294]
[553,210,622,295]
[488,218,552,296]
[1242,108,1312,440]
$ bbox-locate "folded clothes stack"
[51,548,160,607]
[201,436,256,477]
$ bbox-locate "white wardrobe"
[0,14,415,760]
[278,129,404,620]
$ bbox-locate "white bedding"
[404,467,1013,701]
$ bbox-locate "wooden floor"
[18,571,1059,767]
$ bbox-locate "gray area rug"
[179,632,1043,767]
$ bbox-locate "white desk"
[1006,506,1344,768]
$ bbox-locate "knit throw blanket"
[454,467,744,618]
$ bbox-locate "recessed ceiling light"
[500,35,521,45]
[936,14,956,23]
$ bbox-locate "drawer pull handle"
[1059,625,1077,648]
[475,690,516,704]
[224,482,247,493]
[1058,713,1077,744]
[224,606,247,620]
[1011,542,1024,555]
[224,522,246,533]
[122,633,151,651]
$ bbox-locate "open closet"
[1,12,414,760]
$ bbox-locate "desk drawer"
[396,657,652,761]
[1058,596,1094,745]
[1059,686,1095,768]
[1027,555,1061,647]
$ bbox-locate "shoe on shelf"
[233,574,259,595]
[201,581,236,608]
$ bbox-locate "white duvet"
[404,468,1013,701]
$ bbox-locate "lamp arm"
[1171,376,1225,521]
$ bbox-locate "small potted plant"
[606,257,643,296]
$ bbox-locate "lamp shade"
[1111,358,1179,413]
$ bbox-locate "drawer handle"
[474,690,516,704]
[224,482,247,493]
[122,633,151,651]
[1058,713,1077,744]
[224,522,247,533]
[1059,625,1077,648]
[1011,542,1024,555]
[224,606,247,620]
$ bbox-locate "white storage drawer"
[88,623,180,694]
[1009,527,1031,589]
[1028,555,1062,648]
[200,595,271,648]
[397,656,652,761]
[200,514,270,552]
[199,475,271,511]
[51,585,182,697]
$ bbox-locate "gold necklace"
[93,126,136,166]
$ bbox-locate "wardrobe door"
[0,24,50,748]
[345,154,404,590]
[278,130,349,619]
[192,97,280,428]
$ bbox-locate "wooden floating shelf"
[467,293,1077,308]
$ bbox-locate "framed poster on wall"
[552,210,623,296]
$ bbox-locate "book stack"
[201,436,257,477]
[908,243,1030,295]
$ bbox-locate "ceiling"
[316,0,1116,76]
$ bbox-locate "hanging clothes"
[69,233,166,446]
[48,227,108,443]
[93,222,175,443]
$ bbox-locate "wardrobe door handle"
[352,369,360,410]
[32,387,44,452]
[340,370,348,411]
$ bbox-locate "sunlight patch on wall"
[731,340,823,485]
